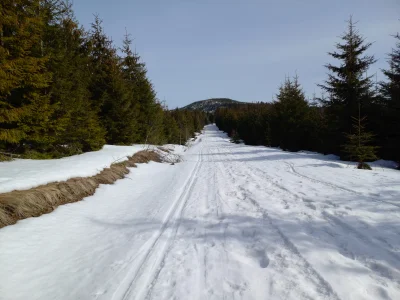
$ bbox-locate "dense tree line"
[216,19,400,168]
[0,0,209,159]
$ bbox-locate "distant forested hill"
[182,98,244,112]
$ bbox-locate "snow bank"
[285,150,396,169]
[371,159,399,169]
[160,144,187,155]
[0,145,145,194]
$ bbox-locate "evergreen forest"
[215,18,400,169]
[0,0,209,159]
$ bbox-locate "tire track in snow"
[255,206,341,299]
[144,145,206,300]
[285,161,357,194]
[184,127,219,300]
[273,161,400,272]
[321,211,400,286]
[111,142,204,300]
[197,139,233,299]
[143,174,203,298]
[285,161,400,210]
[214,151,341,300]
[223,146,302,209]
[229,166,341,299]
[195,128,210,300]
[196,131,233,299]
[218,145,340,297]
[213,147,241,299]
[237,159,400,261]
[224,148,400,294]
[265,167,400,289]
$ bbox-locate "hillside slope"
[182,98,244,112]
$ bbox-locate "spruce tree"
[306,104,327,153]
[129,55,161,143]
[42,2,105,154]
[88,15,114,112]
[88,15,133,145]
[380,32,400,165]
[118,32,141,144]
[318,17,376,157]
[342,113,378,170]
[117,34,166,144]
[145,100,166,144]
[273,75,310,151]
[230,129,241,144]
[0,0,55,155]
[163,110,180,144]
[264,119,272,147]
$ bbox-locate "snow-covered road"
[1,125,400,300]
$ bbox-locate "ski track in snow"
[112,144,205,300]
[1,125,400,300]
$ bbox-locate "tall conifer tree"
[318,17,376,157]
[88,15,132,144]
[0,0,54,153]
[118,32,141,144]
[380,32,400,165]
[42,1,105,153]
[273,75,309,151]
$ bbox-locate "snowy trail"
[1,125,400,300]
[112,142,204,300]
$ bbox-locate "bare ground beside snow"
[0,150,164,228]
[0,125,399,300]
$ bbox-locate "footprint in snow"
[257,250,270,268]
[302,198,314,203]
[251,249,270,269]
[109,260,124,270]
[365,285,391,300]
[306,203,317,210]
[302,199,317,210]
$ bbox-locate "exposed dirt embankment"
[0,150,164,228]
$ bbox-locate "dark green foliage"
[318,17,376,157]
[0,0,54,150]
[0,1,210,160]
[88,15,130,145]
[342,115,378,169]
[117,32,140,144]
[163,108,208,145]
[1,3,396,168]
[43,5,105,154]
[215,75,323,153]
[215,17,394,169]
[380,32,400,164]
[216,103,271,146]
[230,130,241,144]
[273,76,310,151]
[215,74,380,168]
[163,110,181,145]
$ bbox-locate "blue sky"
[73,0,400,108]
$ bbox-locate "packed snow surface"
[1,125,400,300]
